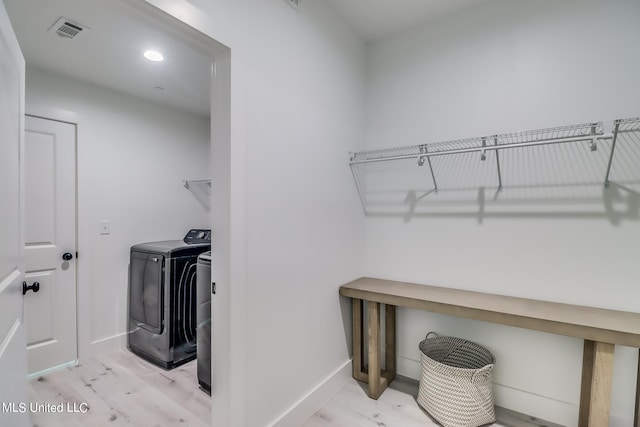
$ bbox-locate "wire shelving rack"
[349,117,640,211]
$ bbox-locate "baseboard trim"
[90,332,127,358]
[28,360,77,380]
[267,359,352,427]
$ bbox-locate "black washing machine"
[128,229,211,369]
[196,251,212,393]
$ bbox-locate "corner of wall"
[89,333,128,359]
[266,359,352,427]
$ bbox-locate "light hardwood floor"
[28,350,210,427]
[29,351,560,427]
[303,376,562,427]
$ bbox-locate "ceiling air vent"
[48,17,88,40]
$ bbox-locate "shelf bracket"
[590,124,599,152]
[480,137,487,161]
[350,163,367,212]
[183,179,212,212]
[420,145,438,192]
[604,122,620,188]
[183,179,211,189]
[494,137,503,191]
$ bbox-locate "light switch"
[100,220,111,235]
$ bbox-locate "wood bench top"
[340,277,640,348]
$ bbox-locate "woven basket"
[417,333,496,427]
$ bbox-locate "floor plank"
[28,350,210,427]
[29,351,561,427]
[303,376,564,427]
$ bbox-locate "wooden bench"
[339,277,640,427]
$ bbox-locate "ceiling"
[3,0,213,117]
[3,0,486,118]
[327,0,489,41]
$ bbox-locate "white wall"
[145,1,366,426]
[24,66,211,359]
[365,1,640,426]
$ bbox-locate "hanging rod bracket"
[418,145,427,166]
[589,122,615,152]
[594,120,615,152]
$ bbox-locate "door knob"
[23,281,40,295]
[62,252,73,261]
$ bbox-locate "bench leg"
[368,301,382,398]
[385,304,396,384]
[352,299,367,382]
[635,349,640,427]
[352,298,362,378]
[351,299,396,399]
[579,340,614,427]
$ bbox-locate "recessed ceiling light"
[144,50,164,62]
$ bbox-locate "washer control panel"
[183,229,211,244]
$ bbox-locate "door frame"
[131,3,240,426]
[22,108,93,364]
[21,1,237,425]
[24,113,79,377]
[0,1,29,425]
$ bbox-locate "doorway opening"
[4,0,232,425]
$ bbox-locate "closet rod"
[350,134,612,165]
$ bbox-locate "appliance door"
[197,253,212,390]
[129,251,164,334]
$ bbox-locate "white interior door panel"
[24,115,77,374]
[0,1,29,425]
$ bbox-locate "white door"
[24,115,77,374]
[0,2,29,426]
